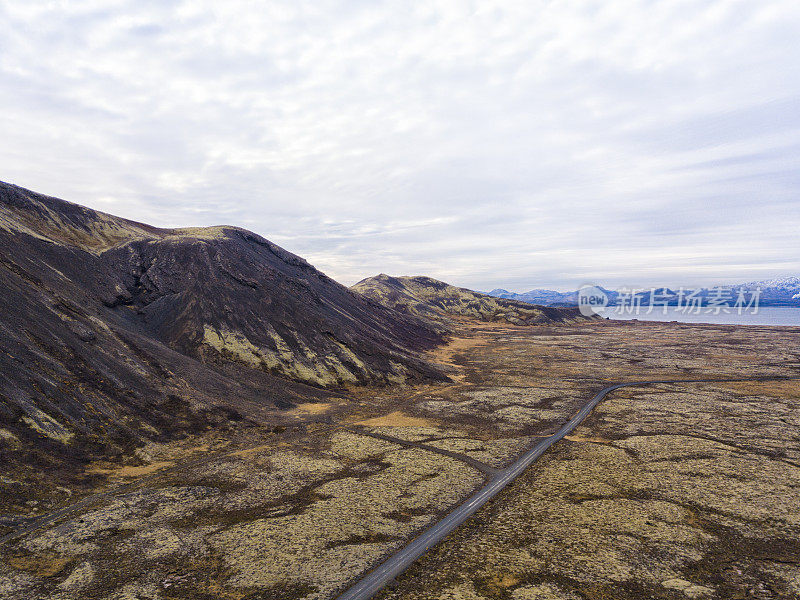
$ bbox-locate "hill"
[351,274,591,326]
[0,181,444,485]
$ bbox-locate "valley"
[2,2,797,598]
[1,183,798,600]
[2,318,798,600]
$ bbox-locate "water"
[596,306,800,327]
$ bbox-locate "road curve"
[335,375,799,600]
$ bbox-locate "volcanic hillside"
[352,274,591,326]
[0,181,444,480]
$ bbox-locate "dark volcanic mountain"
[351,274,592,326]
[0,182,443,486]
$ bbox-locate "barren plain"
[2,319,799,600]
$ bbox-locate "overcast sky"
[2,1,799,291]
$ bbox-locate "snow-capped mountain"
[486,276,800,307]
[746,276,800,292]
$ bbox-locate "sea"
[596,306,800,327]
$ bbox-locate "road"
[2,375,795,594]
[334,375,799,600]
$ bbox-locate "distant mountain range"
[487,276,800,307]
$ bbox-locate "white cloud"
[1,0,799,291]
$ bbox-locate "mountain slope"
[0,182,445,489]
[351,275,591,325]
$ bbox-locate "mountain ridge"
[351,274,592,325]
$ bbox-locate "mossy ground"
[1,320,799,599]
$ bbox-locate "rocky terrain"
[352,274,589,326]
[375,321,800,600]
[1,318,798,599]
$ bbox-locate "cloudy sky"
[2,1,799,291]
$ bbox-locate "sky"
[2,0,799,292]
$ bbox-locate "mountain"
[486,288,585,306]
[0,181,444,484]
[487,279,800,307]
[747,275,800,289]
[745,276,800,304]
[351,275,592,325]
